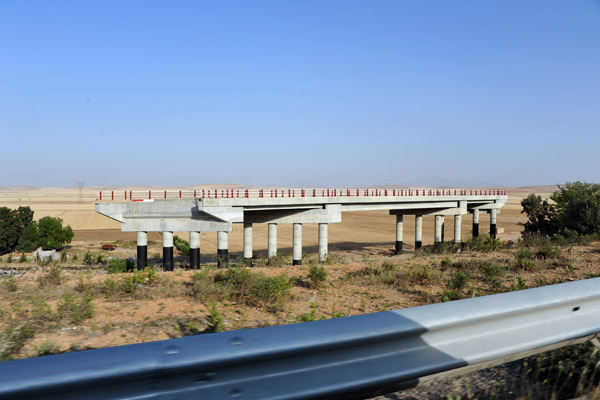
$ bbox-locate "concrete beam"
[244,204,342,224]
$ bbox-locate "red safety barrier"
[259,189,263,198]
[111,191,114,200]
[99,191,102,201]
[148,191,152,200]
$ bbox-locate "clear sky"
[1,1,599,188]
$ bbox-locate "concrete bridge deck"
[95,188,507,269]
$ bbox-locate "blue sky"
[1,1,599,188]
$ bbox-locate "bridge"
[95,188,508,269]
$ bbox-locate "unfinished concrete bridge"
[95,188,507,270]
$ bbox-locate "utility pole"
[76,181,85,204]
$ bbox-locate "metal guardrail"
[2,277,598,400]
[97,188,508,201]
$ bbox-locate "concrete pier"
[243,223,253,265]
[490,209,497,239]
[318,223,328,263]
[415,215,423,249]
[454,215,462,244]
[217,231,229,268]
[136,231,147,270]
[395,214,404,255]
[163,231,174,271]
[268,223,277,258]
[441,216,445,242]
[434,216,443,245]
[293,223,302,266]
[189,231,200,269]
[472,209,480,238]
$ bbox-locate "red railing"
[96,188,508,201]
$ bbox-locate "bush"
[0,322,34,361]
[83,251,93,265]
[308,266,327,288]
[57,292,94,323]
[37,265,63,286]
[205,303,225,332]
[173,235,190,257]
[249,275,292,307]
[522,182,600,238]
[107,258,129,274]
[450,271,470,290]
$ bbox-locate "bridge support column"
[395,214,403,255]
[318,223,328,263]
[454,215,462,244]
[162,231,174,271]
[136,231,147,270]
[244,223,253,266]
[434,216,443,245]
[217,231,229,268]
[490,209,497,239]
[189,231,200,269]
[415,215,423,250]
[472,209,480,238]
[268,223,277,259]
[441,216,445,242]
[293,223,302,266]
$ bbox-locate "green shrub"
[34,340,61,357]
[440,257,452,269]
[0,322,34,360]
[18,253,26,263]
[72,253,78,262]
[134,267,156,285]
[450,271,470,290]
[297,303,318,322]
[514,248,537,270]
[173,235,190,257]
[205,303,225,332]
[7,254,13,263]
[95,253,104,265]
[83,250,93,265]
[37,265,63,287]
[308,266,327,288]
[57,292,94,323]
[249,275,292,307]
[441,289,463,302]
[107,258,128,274]
[60,249,67,262]
[536,244,560,260]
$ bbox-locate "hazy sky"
[1,1,599,188]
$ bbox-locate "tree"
[16,222,40,253]
[521,182,600,237]
[521,194,559,236]
[36,217,74,250]
[0,206,34,255]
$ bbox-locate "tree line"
[0,206,73,255]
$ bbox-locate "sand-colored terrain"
[0,185,556,260]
